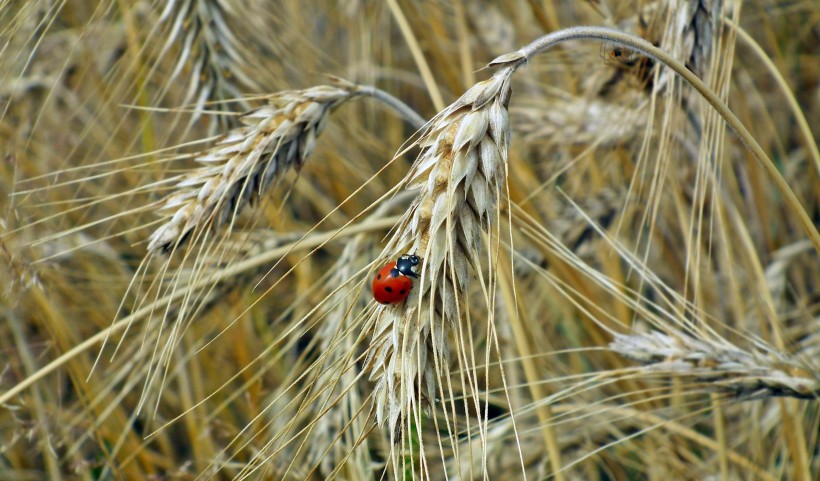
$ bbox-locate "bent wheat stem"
[489,26,820,253]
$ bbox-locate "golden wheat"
[2,2,818,480]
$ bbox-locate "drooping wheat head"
[611,330,820,400]
[364,66,514,451]
[147,85,356,254]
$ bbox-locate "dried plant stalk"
[611,331,820,400]
[147,85,355,253]
[365,66,514,435]
[490,27,819,251]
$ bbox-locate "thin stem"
[498,251,565,481]
[386,0,446,111]
[493,26,820,253]
[355,84,427,130]
[728,19,820,174]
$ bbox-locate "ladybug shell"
[372,261,414,305]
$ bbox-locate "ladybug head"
[395,254,421,278]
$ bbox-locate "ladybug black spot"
[385,286,393,293]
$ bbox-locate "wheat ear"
[611,331,820,400]
[147,85,354,254]
[159,0,260,124]
[365,66,513,437]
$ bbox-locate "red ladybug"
[372,254,421,305]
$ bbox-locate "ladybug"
[371,254,421,305]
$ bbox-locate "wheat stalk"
[489,27,819,251]
[611,331,820,400]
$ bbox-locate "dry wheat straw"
[365,66,514,437]
[147,85,355,254]
[611,331,820,400]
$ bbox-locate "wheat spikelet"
[611,331,820,400]
[364,66,513,437]
[147,85,355,254]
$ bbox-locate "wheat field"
[1,1,818,480]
